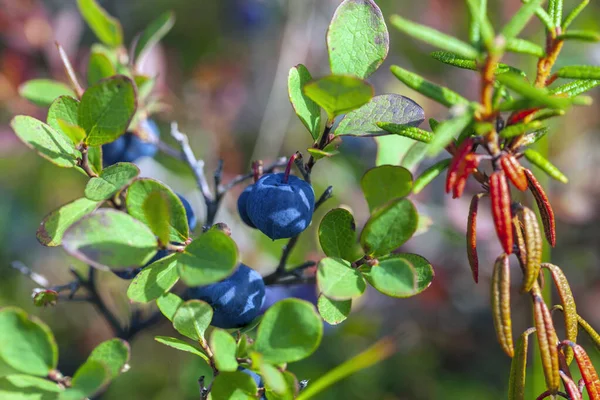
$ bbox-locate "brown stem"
[79,146,99,178]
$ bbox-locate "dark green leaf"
[11,116,81,168]
[427,108,474,156]
[562,0,589,29]
[84,162,139,201]
[390,15,478,59]
[523,149,568,183]
[317,295,351,325]
[327,0,389,79]
[134,11,175,62]
[390,65,469,108]
[127,254,179,303]
[254,299,323,364]
[210,329,238,372]
[549,79,600,96]
[430,51,525,76]
[76,0,123,47]
[303,75,373,120]
[318,208,361,262]
[361,165,413,211]
[500,0,544,40]
[556,30,600,42]
[36,197,101,247]
[413,159,452,194]
[334,94,425,137]
[360,198,418,257]
[366,253,434,297]
[496,73,572,109]
[376,123,432,143]
[143,191,171,245]
[176,230,239,287]
[0,308,58,376]
[61,360,109,400]
[556,65,600,80]
[317,257,366,300]
[79,76,137,146]
[62,209,157,270]
[88,339,130,379]
[87,50,116,85]
[156,293,183,322]
[18,80,75,108]
[504,38,545,57]
[288,65,321,140]
[172,300,213,342]
[210,371,258,400]
[154,336,209,361]
[126,178,189,243]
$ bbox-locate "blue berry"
[246,173,314,240]
[187,264,265,329]
[176,194,197,231]
[261,284,318,312]
[102,119,160,167]
[237,185,256,228]
[239,367,263,387]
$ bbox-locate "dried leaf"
[512,216,527,272]
[560,370,583,400]
[500,154,528,191]
[446,138,475,194]
[524,169,556,247]
[491,254,514,357]
[508,327,536,400]
[521,207,542,293]
[467,193,485,283]
[490,171,514,254]
[452,154,482,198]
[532,292,560,394]
[561,341,600,399]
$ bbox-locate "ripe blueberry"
[237,185,256,228]
[246,173,314,240]
[102,119,159,167]
[187,264,265,329]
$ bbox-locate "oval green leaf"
[85,162,140,201]
[361,165,413,212]
[0,374,62,398]
[317,257,365,300]
[367,254,433,298]
[288,64,322,140]
[156,292,184,322]
[61,359,109,400]
[127,254,179,303]
[76,0,123,47]
[134,11,176,62]
[318,208,361,262]
[154,336,209,362]
[210,371,258,400]
[210,329,238,372]
[317,295,351,325]
[47,96,79,132]
[36,197,101,247]
[303,75,373,119]
[143,191,171,245]
[18,79,75,108]
[172,300,213,342]
[87,50,116,85]
[88,339,130,379]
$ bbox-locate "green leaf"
[154,336,209,362]
[79,75,137,146]
[306,148,338,160]
[317,295,351,325]
[549,0,563,27]
[361,165,413,212]
[76,0,123,47]
[390,15,478,59]
[32,290,59,307]
[430,51,525,76]
[390,65,469,108]
[126,178,189,243]
[172,300,213,342]
[0,308,58,376]
[127,254,179,303]
[210,371,258,400]
[260,363,288,396]
[303,75,373,120]
[375,123,432,142]
[318,208,361,262]
[555,65,600,80]
[327,0,389,79]
[549,79,600,96]
[18,80,75,108]
[87,50,116,85]
[11,116,81,168]
[36,197,101,247]
[134,11,175,62]
[360,198,418,257]
[0,374,62,399]
[254,299,323,364]
[523,149,568,183]
[88,339,130,379]
[84,162,139,201]
[334,94,425,137]
[288,65,322,140]
[210,329,238,372]
[562,0,589,29]
[87,146,103,175]
[505,38,545,57]
[556,30,600,42]
[47,96,79,132]
[499,120,543,138]
[143,191,171,245]
[413,159,452,194]
[134,75,155,102]
[317,258,366,300]
[366,253,434,297]
[176,230,239,287]
[497,73,572,109]
[62,209,157,270]
[466,0,494,49]
[61,360,109,400]
[500,0,545,40]
[508,328,535,400]
[156,292,183,322]
[400,141,428,170]
[56,120,85,145]
[427,108,474,156]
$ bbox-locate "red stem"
[283,153,298,184]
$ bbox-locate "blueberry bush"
[3,0,600,399]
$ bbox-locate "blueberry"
[187,264,265,329]
[177,194,197,231]
[237,185,256,228]
[102,119,160,167]
[246,173,315,240]
[261,284,318,313]
[239,367,263,387]
[112,249,169,280]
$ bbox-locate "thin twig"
[10,261,50,287]
[218,157,287,194]
[157,140,185,160]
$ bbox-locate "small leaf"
[127,254,179,303]
[88,339,130,379]
[303,75,373,120]
[77,0,123,47]
[428,108,474,156]
[32,289,59,307]
[56,119,86,145]
[466,0,494,48]
[47,96,79,132]
[360,198,418,257]
[18,79,75,107]
[556,65,600,80]
[62,209,157,270]
[210,329,238,372]
[0,307,58,376]
[366,253,433,298]
[85,162,140,201]
[288,65,321,140]
[327,0,389,79]
[549,79,600,97]
[154,336,209,362]
[496,73,572,109]
[318,208,360,262]
[63,359,109,400]
[400,141,429,170]
[375,123,432,142]
[523,149,568,183]
[143,191,171,245]
[79,75,137,146]
[361,165,413,211]
[11,115,81,168]
[334,94,425,137]
[549,0,563,27]
[317,257,366,300]
[87,146,103,175]
[532,293,561,393]
[390,65,469,108]
[306,148,338,160]
[172,300,213,342]
[260,363,289,396]
[254,299,323,364]
[499,120,543,138]
[87,49,116,85]
[390,15,478,59]
[156,292,183,322]
[36,197,101,247]
[413,159,452,194]
[505,38,545,57]
[508,328,536,400]
[0,374,62,396]
[491,254,514,357]
[134,11,175,62]
[562,0,589,30]
[126,178,189,243]
[317,295,351,325]
[556,30,600,42]
[176,230,239,287]
[210,371,258,400]
[500,0,545,41]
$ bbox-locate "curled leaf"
[452,154,482,199]
[512,216,528,272]
[446,138,475,194]
[520,207,542,293]
[500,154,528,191]
[490,171,514,254]
[524,169,556,247]
[560,370,583,400]
[561,341,600,399]
[508,327,536,400]
[491,254,514,357]
[532,292,560,394]
[467,193,485,283]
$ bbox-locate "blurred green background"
[1,0,600,399]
